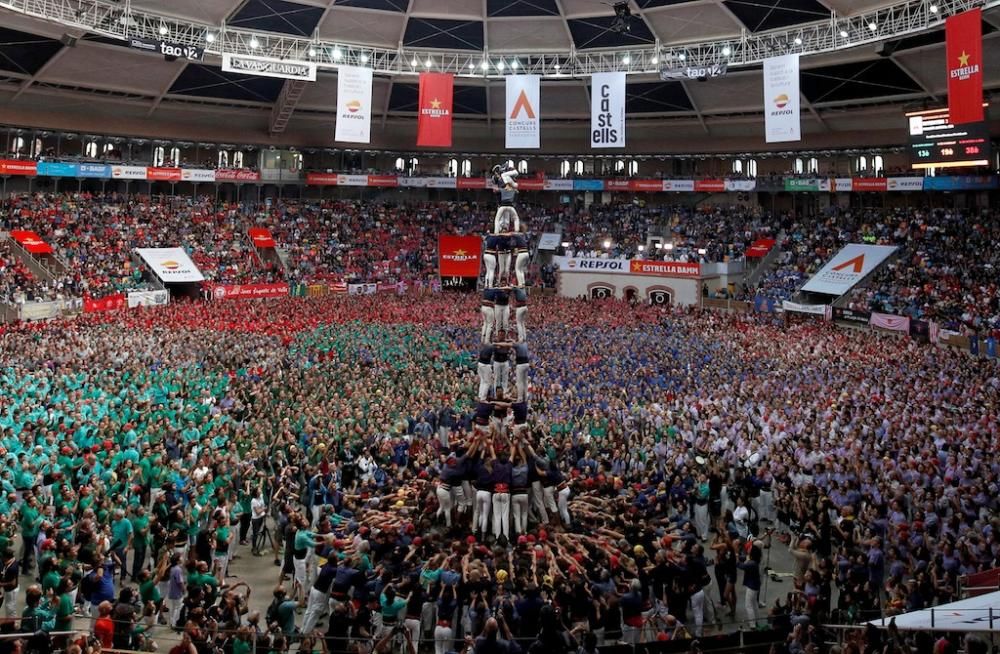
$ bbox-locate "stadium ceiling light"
[308,47,316,57]
[794,37,802,45]
[360,53,369,63]
[511,60,519,69]
[425,57,433,67]
[411,57,418,66]
[839,29,849,38]
[554,63,561,70]
[651,56,658,64]
[497,61,505,70]
[622,55,630,65]
[868,22,878,31]
[159,24,168,36]
[249,37,260,48]
[468,61,475,70]
[678,52,686,61]
[333,48,344,60]
[480,60,488,70]
[721,45,731,56]
[205,32,215,43]
[929,4,938,12]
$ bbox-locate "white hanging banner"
[335,65,373,144]
[505,75,540,149]
[590,72,626,148]
[763,53,801,143]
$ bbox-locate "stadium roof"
[0,1,997,151]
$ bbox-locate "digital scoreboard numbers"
[907,107,991,170]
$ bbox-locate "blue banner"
[923,175,998,191]
[78,163,111,179]
[36,162,78,177]
[753,295,777,313]
[573,179,604,192]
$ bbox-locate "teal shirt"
[111,518,133,549]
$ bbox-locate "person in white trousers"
[693,474,711,541]
[510,439,531,535]
[491,450,513,543]
[477,346,495,401]
[434,585,458,654]
[469,435,493,539]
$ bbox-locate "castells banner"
[438,235,481,278]
[135,247,205,282]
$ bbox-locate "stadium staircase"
[248,233,290,278]
[2,231,71,284]
[743,231,785,291]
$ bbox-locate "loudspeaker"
[60,33,78,47]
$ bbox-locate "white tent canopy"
[868,592,1000,632]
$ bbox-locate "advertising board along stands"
[552,256,726,307]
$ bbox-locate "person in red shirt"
[93,600,114,649]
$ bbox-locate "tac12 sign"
[907,106,991,170]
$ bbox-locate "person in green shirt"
[266,585,299,636]
[130,506,150,580]
[18,495,42,573]
[53,577,75,633]
[20,585,55,633]
[213,516,232,581]
[110,508,133,579]
[136,569,163,628]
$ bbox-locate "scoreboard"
[907,106,991,170]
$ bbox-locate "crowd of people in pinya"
[0,287,993,654]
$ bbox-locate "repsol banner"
[832,307,871,325]
[553,256,629,273]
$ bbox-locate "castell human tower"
[470,162,531,545]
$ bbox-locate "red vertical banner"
[417,73,454,147]
[946,8,984,124]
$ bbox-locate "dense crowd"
[3,190,999,332]
[747,207,1000,333]
[0,291,994,654]
[552,205,772,265]
[845,209,1000,332]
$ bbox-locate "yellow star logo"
[454,249,466,256]
[958,51,970,66]
[430,98,441,109]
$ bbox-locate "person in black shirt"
[325,602,354,654]
[475,616,520,654]
[302,557,337,634]
[686,545,711,637]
